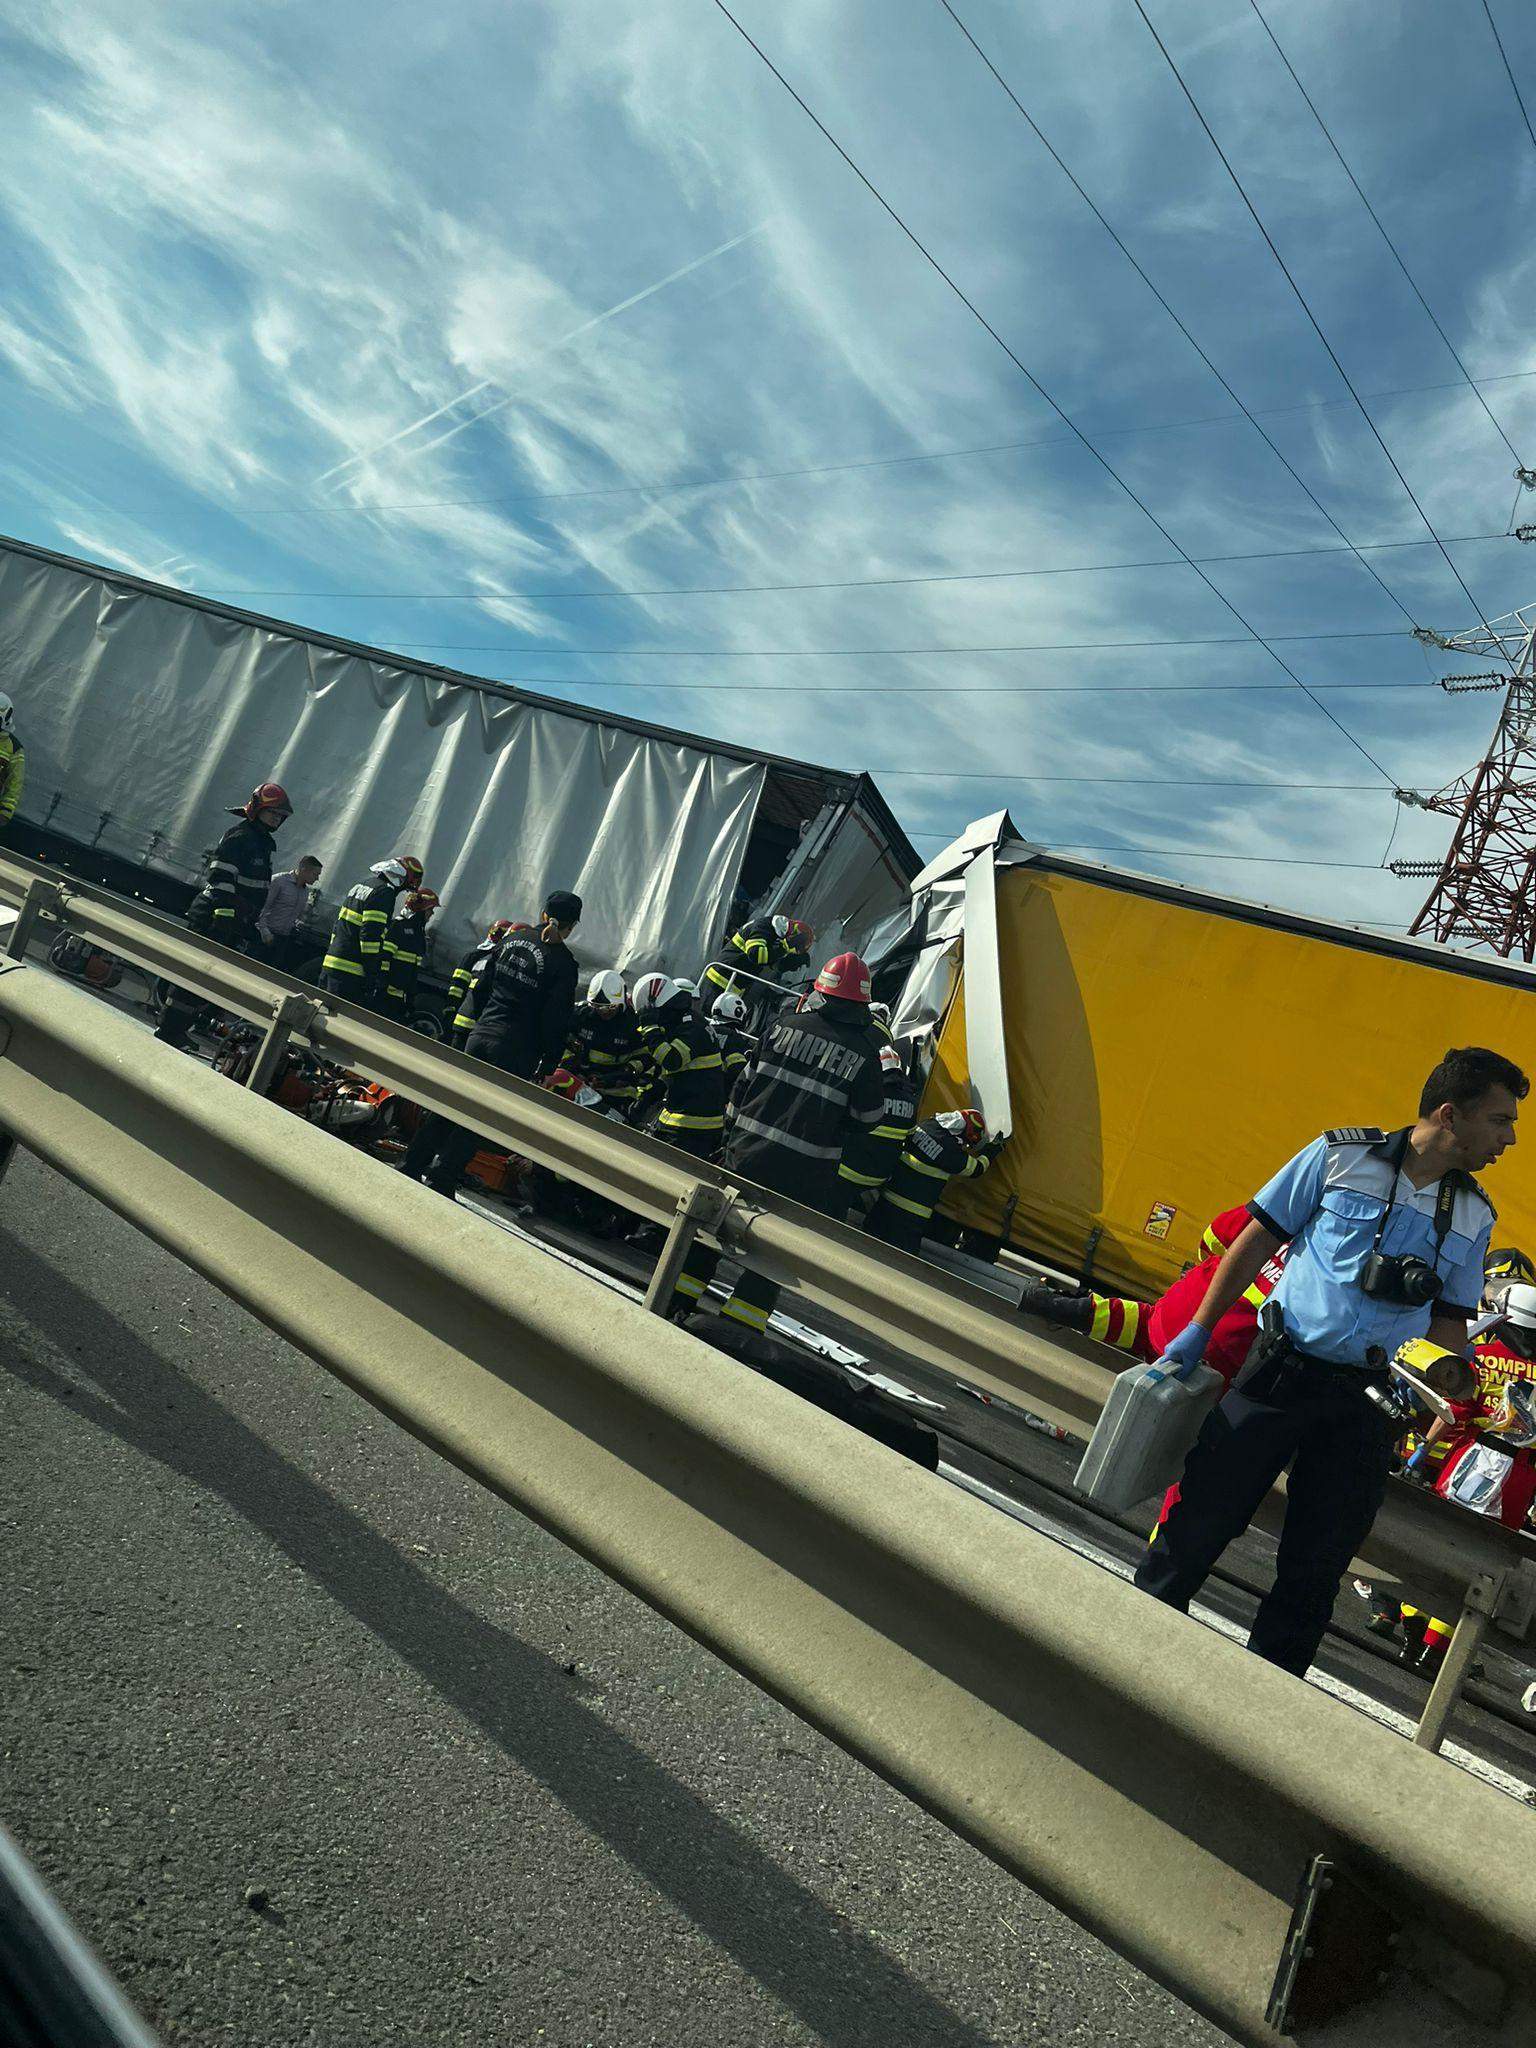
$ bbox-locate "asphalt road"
[0,1149,1226,2048]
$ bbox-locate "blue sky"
[3,0,1536,926]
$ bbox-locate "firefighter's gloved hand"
[1400,1443,1434,1485]
[980,1133,1008,1161]
[1148,1322,1210,1383]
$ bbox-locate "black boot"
[1017,1279,1093,1333]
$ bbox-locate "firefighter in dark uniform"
[564,969,647,1116]
[701,913,812,1005]
[706,991,756,1102]
[381,888,438,1022]
[835,1052,916,1221]
[403,890,582,1195]
[154,780,293,1049]
[445,918,519,1044]
[643,980,728,1160]
[666,951,886,1335]
[1135,1047,1522,1679]
[320,857,423,1009]
[0,691,24,835]
[865,1108,1002,1254]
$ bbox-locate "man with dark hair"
[1134,1045,1524,1677]
[402,890,582,1196]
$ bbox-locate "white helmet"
[0,692,12,734]
[1501,1283,1536,1333]
[588,968,626,1007]
[870,1001,892,1027]
[631,972,677,1017]
[711,991,747,1027]
[672,976,699,997]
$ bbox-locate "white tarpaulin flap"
[0,541,766,976]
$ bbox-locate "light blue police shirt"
[1248,1128,1493,1368]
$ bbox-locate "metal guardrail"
[1,950,1536,2046]
[2,849,1529,1645]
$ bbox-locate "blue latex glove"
[1401,1443,1433,1484]
[1146,1322,1211,1384]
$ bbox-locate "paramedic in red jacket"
[1018,1205,1287,1389]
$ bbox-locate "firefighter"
[154,780,294,1049]
[0,691,24,835]
[643,979,727,1161]
[445,919,520,1044]
[834,1040,914,1220]
[320,857,424,1009]
[865,1109,1004,1257]
[1379,1281,1536,1675]
[666,952,886,1335]
[564,969,647,1115]
[706,990,756,1101]
[701,913,813,1005]
[381,888,439,1021]
[403,890,582,1195]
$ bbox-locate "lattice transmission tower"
[1392,600,1536,958]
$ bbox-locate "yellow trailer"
[916,833,1536,1299]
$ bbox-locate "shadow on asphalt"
[1,1224,1004,2048]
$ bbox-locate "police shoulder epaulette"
[1324,1125,1387,1145]
[1461,1172,1497,1217]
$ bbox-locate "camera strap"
[1370,1126,1459,1270]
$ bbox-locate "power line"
[1483,1,1536,154]
[194,528,1513,605]
[378,625,1410,655]
[868,770,1381,787]
[376,674,1438,697]
[937,0,1419,625]
[1131,0,1500,641]
[1249,0,1523,467]
[708,0,1395,783]
[257,361,1536,517]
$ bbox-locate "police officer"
[1136,1046,1524,1678]
[403,890,582,1195]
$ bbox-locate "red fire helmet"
[813,952,871,1004]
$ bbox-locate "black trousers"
[154,913,235,1047]
[1134,1348,1396,1676]
[403,1033,537,1193]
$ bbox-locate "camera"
[1359,1250,1443,1307]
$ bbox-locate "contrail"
[316,222,768,487]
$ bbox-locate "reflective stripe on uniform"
[730,1113,841,1161]
[837,1163,886,1187]
[658,1110,725,1132]
[901,1153,951,1181]
[882,1189,933,1219]
[322,954,365,975]
[754,1060,845,1106]
[674,1272,706,1299]
[721,1296,770,1332]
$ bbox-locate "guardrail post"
[1412,1571,1499,1754]
[245,991,324,1096]
[642,1181,735,1315]
[6,876,66,960]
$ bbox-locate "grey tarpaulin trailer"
[0,531,917,997]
